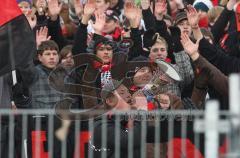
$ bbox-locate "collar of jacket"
[39,64,54,74]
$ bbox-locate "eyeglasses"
[97,46,113,51]
[151,47,166,53]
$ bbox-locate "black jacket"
[48,17,73,50]
[198,38,232,110]
[198,37,240,75]
[211,7,240,57]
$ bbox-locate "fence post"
[229,74,240,155]
[229,74,240,127]
[204,101,219,158]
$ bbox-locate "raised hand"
[73,0,83,19]
[36,26,51,48]
[92,12,106,34]
[133,7,142,28]
[124,2,142,28]
[35,0,47,15]
[26,14,37,29]
[48,0,63,21]
[132,91,148,111]
[83,1,96,16]
[81,1,96,24]
[227,0,237,10]
[186,5,200,28]
[181,33,200,60]
[155,0,167,19]
[175,0,184,9]
[141,0,150,10]
[124,2,137,20]
[155,94,170,110]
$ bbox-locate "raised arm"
[124,2,144,59]
[211,0,236,43]
[47,0,71,49]
[72,1,96,55]
[141,0,156,30]
[181,32,228,97]
[187,5,240,74]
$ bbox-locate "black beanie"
[93,37,115,53]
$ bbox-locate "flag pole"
[7,20,17,108]
[7,22,17,85]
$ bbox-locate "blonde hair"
[154,35,168,51]
[208,6,224,24]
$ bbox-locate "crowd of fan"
[1,0,240,157]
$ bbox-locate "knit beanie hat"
[193,0,213,12]
[105,10,119,22]
[174,11,187,26]
[127,56,152,79]
[93,37,116,53]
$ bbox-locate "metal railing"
[0,106,235,158]
[1,74,240,158]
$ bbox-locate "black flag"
[0,0,36,77]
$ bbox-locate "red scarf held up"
[93,61,113,72]
[102,27,122,41]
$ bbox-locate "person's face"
[149,42,168,61]
[102,19,118,34]
[35,0,47,11]
[96,44,113,64]
[177,19,192,37]
[38,50,59,69]
[110,0,118,8]
[155,94,170,109]
[95,0,109,11]
[18,1,31,15]
[114,85,133,111]
[169,0,178,13]
[61,52,74,68]
[95,0,105,8]
[133,67,153,88]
